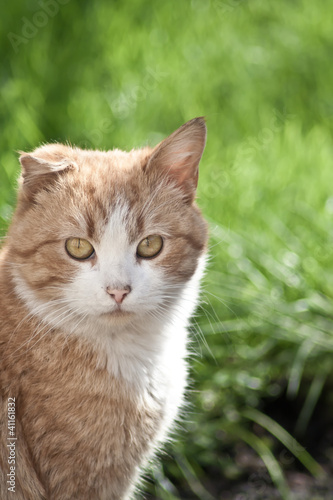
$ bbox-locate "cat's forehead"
[58,147,178,244]
[72,147,151,187]
[65,147,149,202]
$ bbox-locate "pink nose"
[106,286,131,304]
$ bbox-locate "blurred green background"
[1,1,333,498]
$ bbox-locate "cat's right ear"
[144,117,207,203]
[19,149,77,198]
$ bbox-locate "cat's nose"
[106,286,131,304]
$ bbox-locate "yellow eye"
[65,238,94,260]
[137,235,163,259]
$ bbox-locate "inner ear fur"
[145,117,207,202]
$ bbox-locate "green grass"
[1,1,333,498]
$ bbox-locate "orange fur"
[0,118,208,499]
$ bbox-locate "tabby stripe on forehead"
[127,212,145,245]
[84,210,96,240]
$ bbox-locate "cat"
[0,117,208,500]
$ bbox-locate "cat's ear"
[145,117,207,202]
[19,145,77,197]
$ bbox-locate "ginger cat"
[0,118,208,499]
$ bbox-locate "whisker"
[9,304,77,358]
[14,307,85,359]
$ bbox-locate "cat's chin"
[100,309,135,324]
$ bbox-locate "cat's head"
[8,118,208,341]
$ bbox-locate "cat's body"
[0,118,208,499]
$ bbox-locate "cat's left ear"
[19,145,77,198]
[145,117,207,203]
